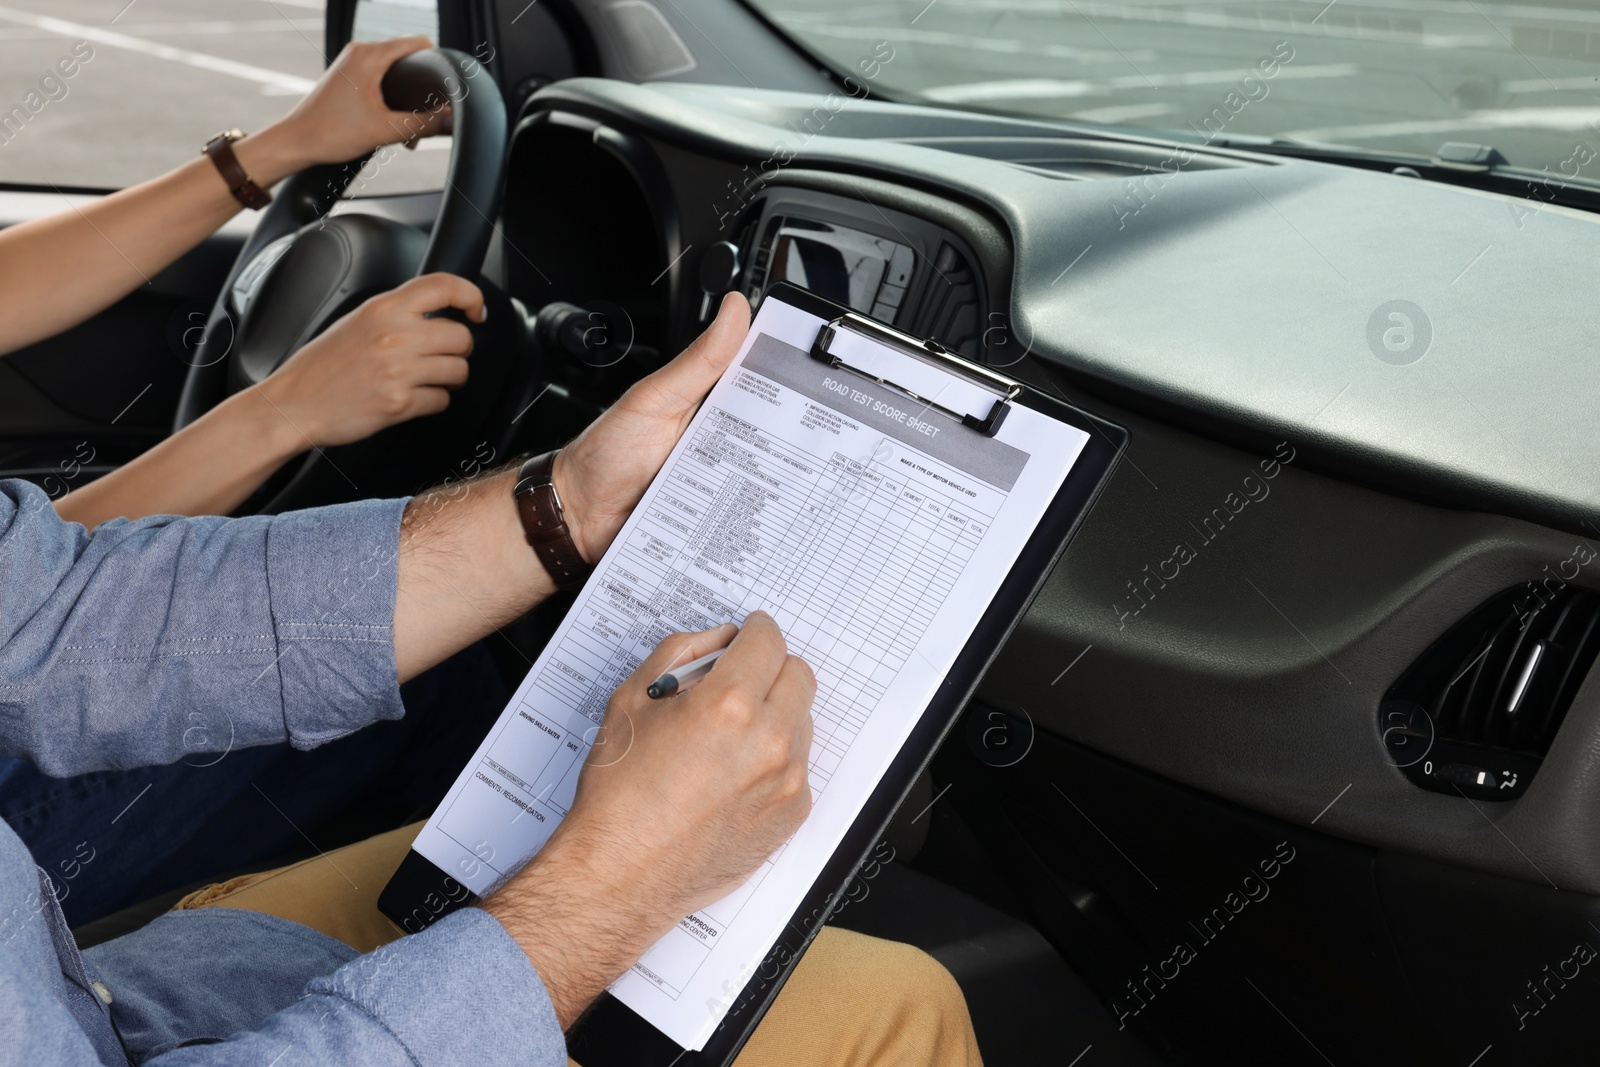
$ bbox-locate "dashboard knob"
[698,241,742,295]
[533,300,656,368]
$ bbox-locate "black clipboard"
[379,281,1128,1066]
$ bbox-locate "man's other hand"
[573,612,816,916]
[553,292,752,564]
[482,612,816,1028]
[257,273,485,448]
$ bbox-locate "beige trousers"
[175,823,983,1066]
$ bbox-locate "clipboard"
[379,281,1128,1066]
[808,309,1021,437]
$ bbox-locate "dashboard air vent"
[908,242,981,359]
[1381,585,1600,799]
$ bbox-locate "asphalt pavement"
[0,0,443,193]
[2,0,1597,194]
[771,0,1600,171]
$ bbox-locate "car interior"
[6,0,1600,1062]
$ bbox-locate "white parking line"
[785,2,1494,46]
[1071,102,1173,123]
[1506,75,1600,93]
[922,77,1095,102]
[0,5,315,94]
[1290,105,1600,143]
[785,23,1156,66]
[96,19,325,36]
[1311,0,1600,26]
[923,63,1361,104]
[875,0,1600,29]
[780,0,1600,30]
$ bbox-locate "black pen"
[647,647,728,699]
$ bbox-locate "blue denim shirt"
[0,481,565,1065]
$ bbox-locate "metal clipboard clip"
[809,312,1022,437]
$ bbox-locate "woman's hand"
[230,37,454,186]
[255,273,486,449]
[280,36,450,165]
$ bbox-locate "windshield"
[750,0,1600,171]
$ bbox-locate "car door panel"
[0,190,444,490]
[0,192,256,480]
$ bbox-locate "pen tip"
[647,682,664,699]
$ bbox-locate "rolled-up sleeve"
[0,479,409,775]
[148,909,567,1067]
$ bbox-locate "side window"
[346,0,449,197]
[353,0,438,42]
[0,0,446,195]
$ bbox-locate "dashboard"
[747,211,913,320]
[494,77,1600,902]
[731,189,980,355]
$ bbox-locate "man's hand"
[391,290,749,679]
[482,613,816,1028]
[571,612,816,916]
[554,292,752,563]
[255,273,485,448]
[276,37,449,168]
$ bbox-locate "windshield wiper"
[1198,136,1600,213]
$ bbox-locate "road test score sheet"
[411,292,1090,1050]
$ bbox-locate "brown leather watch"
[514,451,592,591]
[202,129,272,211]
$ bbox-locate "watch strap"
[202,129,272,211]
[515,451,591,591]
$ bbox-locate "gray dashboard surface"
[530,78,1600,538]
[520,78,1600,891]
[984,390,1600,894]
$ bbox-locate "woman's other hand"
[255,273,486,449]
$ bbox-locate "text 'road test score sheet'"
[411,293,1090,1050]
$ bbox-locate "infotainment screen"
[748,216,915,323]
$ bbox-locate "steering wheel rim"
[173,47,510,513]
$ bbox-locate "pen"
[647,647,728,699]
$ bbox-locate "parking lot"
[3,0,1598,193]
[772,0,1600,169]
[0,0,441,193]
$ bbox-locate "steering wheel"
[173,48,516,514]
